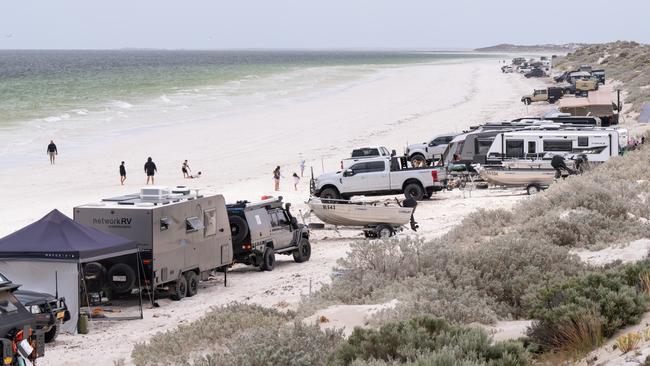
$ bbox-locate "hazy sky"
[1,0,648,49]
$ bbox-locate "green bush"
[330,316,529,366]
[195,321,344,366]
[526,262,650,354]
[131,303,293,366]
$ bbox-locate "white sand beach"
[1,57,554,365]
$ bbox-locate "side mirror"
[391,150,397,157]
[343,169,354,177]
[284,202,292,210]
[290,217,298,226]
[428,141,436,147]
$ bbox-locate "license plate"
[56,311,64,319]
[112,275,127,282]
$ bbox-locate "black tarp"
[0,209,137,261]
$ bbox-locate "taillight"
[431,170,438,182]
[142,259,152,265]
[340,161,343,169]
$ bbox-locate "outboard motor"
[402,198,419,231]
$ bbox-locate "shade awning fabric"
[0,209,137,261]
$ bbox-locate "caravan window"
[476,139,493,155]
[578,136,589,147]
[505,140,524,158]
[543,140,573,152]
[528,141,536,154]
[203,209,217,237]
[185,217,204,233]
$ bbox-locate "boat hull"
[479,167,556,187]
[308,200,414,227]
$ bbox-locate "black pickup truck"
[0,274,45,365]
[15,290,70,343]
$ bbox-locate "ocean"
[0,50,495,166]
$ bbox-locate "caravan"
[485,129,626,163]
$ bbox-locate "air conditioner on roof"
[140,186,171,200]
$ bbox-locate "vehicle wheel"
[260,247,275,271]
[526,185,541,196]
[523,98,531,105]
[548,99,556,104]
[170,275,187,301]
[410,154,427,167]
[184,271,199,297]
[83,262,106,293]
[320,187,340,201]
[44,323,60,343]
[376,225,394,239]
[293,238,312,263]
[404,183,425,201]
[228,215,249,245]
[107,263,136,295]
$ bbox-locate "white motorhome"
[486,129,626,162]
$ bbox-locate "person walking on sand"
[182,160,191,178]
[144,157,157,185]
[119,161,127,185]
[299,159,306,177]
[273,166,281,191]
[292,172,300,191]
[47,140,58,165]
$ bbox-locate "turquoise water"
[0,50,493,124]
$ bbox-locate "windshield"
[0,273,8,283]
[0,291,19,315]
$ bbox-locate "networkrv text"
[93,217,132,226]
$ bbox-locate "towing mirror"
[391,150,397,156]
[343,169,354,177]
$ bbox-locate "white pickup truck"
[311,156,446,201]
[405,133,456,166]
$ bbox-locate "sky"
[1,0,648,50]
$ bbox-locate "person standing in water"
[119,161,127,185]
[181,160,191,178]
[47,140,58,165]
[273,166,281,191]
[144,157,157,185]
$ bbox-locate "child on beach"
[119,161,126,185]
[189,171,202,179]
[182,160,191,178]
[292,172,300,191]
[273,166,281,191]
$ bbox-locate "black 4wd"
[227,197,311,271]
[15,290,70,343]
[0,273,45,366]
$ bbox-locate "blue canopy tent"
[0,209,141,333]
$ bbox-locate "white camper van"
[74,186,233,301]
[486,129,626,163]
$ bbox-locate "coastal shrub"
[526,263,650,353]
[615,332,642,354]
[131,303,293,366]
[330,316,529,366]
[442,208,514,246]
[526,309,603,358]
[195,321,344,366]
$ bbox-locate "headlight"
[29,305,42,314]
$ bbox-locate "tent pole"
[136,250,144,320]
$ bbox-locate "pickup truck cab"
[406,134,456,166]
[312,156,445,201]
[341,146,392,170]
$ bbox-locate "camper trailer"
[485,129,625,163]
[74,187,233,301]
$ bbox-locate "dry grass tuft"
[615,332,642,354]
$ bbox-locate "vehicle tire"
[107,263,136,295]
[44,323,60,343]
[526,184,541,196]
[260,247,276,271]
[523,98,531,105]
[376,224,394,239]
[404,183,425,201]
[229,215,249,245]
[320,187,340,201]
[170,275,187,301]
[184,271,199,297]
[548,99,556,104]
[83,262,106,293]
[410,154,427,167]
[293,238,312,263]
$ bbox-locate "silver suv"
[406,134,456,166]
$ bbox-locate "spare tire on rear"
[107,263,136,295]
[229,215,249,245]
[82,262,106,293]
